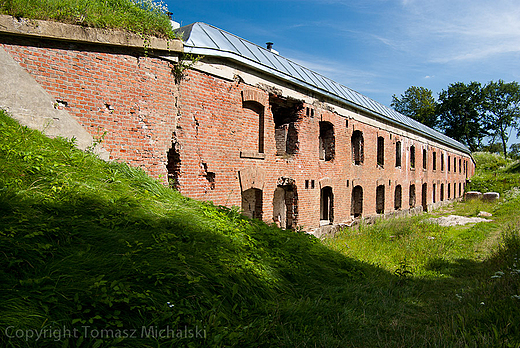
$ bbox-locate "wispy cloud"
[395,0,520,63]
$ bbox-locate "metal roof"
[175,22,471,154]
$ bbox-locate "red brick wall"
[176,68,474,229]
[1,34,474,229]
[2,36,179,180]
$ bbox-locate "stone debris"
[482,192,500,202]
[478,211,493,218]
[426,215,492,227]
[465,191,482,200]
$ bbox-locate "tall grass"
[0,0,175,38]
[1,110,520,347]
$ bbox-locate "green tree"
[391,86,438,128]
[436,82,487,152]
[482,80,520,158]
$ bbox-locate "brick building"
[171,23,474,232]
[0,17,474,233]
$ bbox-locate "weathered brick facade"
[1,34,179,180]
[173,63,473,230]
[0,18,475,232]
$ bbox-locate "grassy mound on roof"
[0,110,365,347]
[0,0,175,39]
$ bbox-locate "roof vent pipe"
[265,42,279,55]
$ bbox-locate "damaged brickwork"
[0,18,475,232]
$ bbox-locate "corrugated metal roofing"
[175,22,470,154]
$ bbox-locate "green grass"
[0,0,175,39]
[468,152,520,194]
[1,110,520,347]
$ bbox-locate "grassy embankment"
[0,0,175,39]
[1,110,520,348]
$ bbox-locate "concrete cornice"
[0,14,182,52]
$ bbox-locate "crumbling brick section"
[1,35,179,182]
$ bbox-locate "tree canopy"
[392,81,520,156]
[436,82,487,152]
[391,86,438,128]
[482,80,520,158]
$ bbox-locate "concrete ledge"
[0,15,182,52]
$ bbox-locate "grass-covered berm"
[1,109,519,347]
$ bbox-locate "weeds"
[1,110,520,347]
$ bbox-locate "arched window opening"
[376,185,385,214]
[351,185,363,217]
[395,141,402,167]
[377,136,385,167]
[422,183,428,212]
[273,178,298,229]
[394,185,402,210]
[241,188,263,220]
[409,184,416,208]
[319,122,335,161]
[242,100,265,153]
[352,130,364,165]
[440,183,445,201]
[453,182,457,197]
[320,186,334,224]
[410,145,416,169]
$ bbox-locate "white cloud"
[395,0,520,63]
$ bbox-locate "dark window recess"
[351,185,363,217]
[409,184,416,208]
[273,178,298,230]
[352,130,364,165]
[311,180,315,189]
[242,100,264,153]
[271,95,302,156]
[433,183,436,203]
[448,155,451,171]
[433,151,437,171]
[166,141,181,190]
[441,153,445,171]
[394,185,402,210]
[453,157,456,172]
[319,121,335,161]
[395,141,402,167]
[377,136,384,167]
[410,146,416,169]
[305,180,309,189]
[459,159,462,173]
[440,183,444,201]
[422,183,428,212]
[241,188,263,220]
[448,183,451,199]
[202,163,215,190]
[376,185,385,214]
[423,149,427,169]
[320,186,334,224]
[306,107,315,118]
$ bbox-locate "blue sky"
[166,0,520,143]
